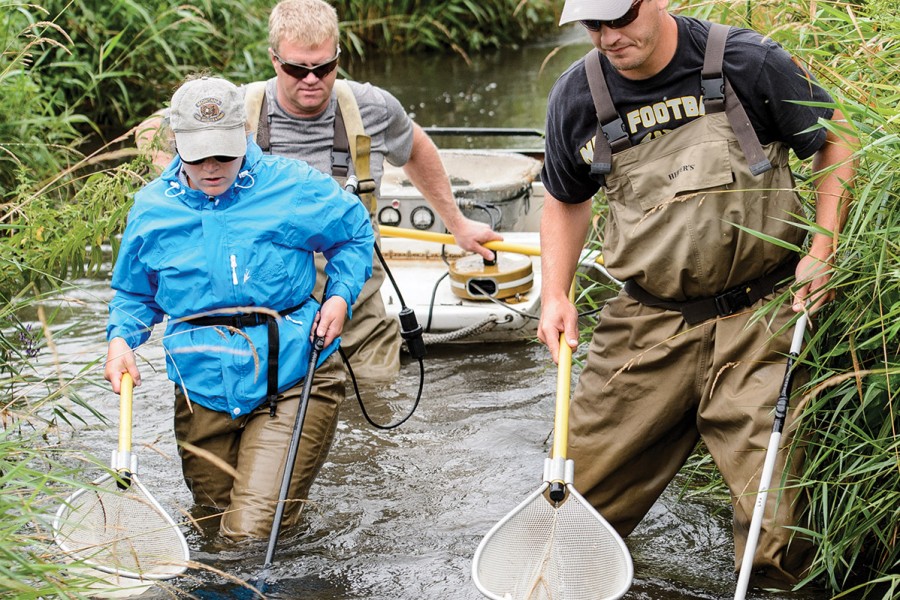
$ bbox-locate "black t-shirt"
[542,16,835,203]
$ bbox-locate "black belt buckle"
[238,313,268,328]
[713,285,752,317]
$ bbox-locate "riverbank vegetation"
[1,0,897,597]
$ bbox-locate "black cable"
[339,347,424,430]
[469,202,502,230]
[340,176,426,427]
[425,271,450,332]
[374,242,406,308]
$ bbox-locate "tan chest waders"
[585,24,804,316]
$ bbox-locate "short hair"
[269,0,340,54]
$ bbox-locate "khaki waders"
[570,109,814,584]
[174,352,345,540]
[313,222,401,382]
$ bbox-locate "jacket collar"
[161,137,262,208]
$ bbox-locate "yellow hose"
[379,225,541,257]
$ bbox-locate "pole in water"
[248,336,325,595]
[734,313,808,600]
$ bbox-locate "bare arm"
[793,109,857,314]
[537,194,593,362]
[401,123,503,260]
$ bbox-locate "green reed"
[682,2,898,597]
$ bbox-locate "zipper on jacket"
[230,254,238,285]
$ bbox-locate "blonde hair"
[269,0,340,54]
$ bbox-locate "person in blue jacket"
[104,76,374,540]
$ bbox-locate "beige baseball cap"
[168,77,246,162]
[560,0,635,24]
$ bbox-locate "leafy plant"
[673,2,899,597]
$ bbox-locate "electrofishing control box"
[378,150,542,234]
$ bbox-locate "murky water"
[30,272,834,600]
[344,27,591,144]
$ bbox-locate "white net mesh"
[473,485,631,600]
[53,474,189,580]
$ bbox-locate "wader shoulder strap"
[584,49,630,185]
[332,100,351,179]
[334,80,377,212]
[243,81,269,150]
[701,23,772,175]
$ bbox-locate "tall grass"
[337,0,559,58]
[680,2,899,596]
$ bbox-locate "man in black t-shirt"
[537,0,856,590]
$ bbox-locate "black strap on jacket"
[583,22,772,186]
[185,302,305,417]
[623,256,798,325]
[255,92,352,179]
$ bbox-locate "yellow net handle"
[119,373,133,456]
[551,282,576,461]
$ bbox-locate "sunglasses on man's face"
[581,0,644,31]
[272,48,341,80]
[180,155,241,166]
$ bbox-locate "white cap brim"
[176,128,247,163]
[560,0,635,25]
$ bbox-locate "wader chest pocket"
[627,140,733,212]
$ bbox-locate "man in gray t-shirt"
[263,77,411,195]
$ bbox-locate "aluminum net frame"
[53,473,189,580]
[473,482,633,600]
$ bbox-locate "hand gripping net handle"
[53,374,189,580]
[472,324,633,599]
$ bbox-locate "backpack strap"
[584,49,630,186]
[334,80,377,212]
[702,23,772,175]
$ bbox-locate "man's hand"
[448,216,503,261]
[793,251,834,314]
[105,337,141,393]
[537,294,580,365]
[313,296,349,347]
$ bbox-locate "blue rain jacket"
[107,140,374,417]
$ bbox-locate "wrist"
[807,233,836,261]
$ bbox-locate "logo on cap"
[193,98,226,123]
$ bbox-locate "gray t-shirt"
[261,78,414,194]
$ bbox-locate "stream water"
[34,274,830,600]
[24,23,850,600]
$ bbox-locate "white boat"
[375,129,603,345]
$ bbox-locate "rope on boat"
[419,315,510,345]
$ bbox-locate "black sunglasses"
[272,48,341,80]
[180,155,241,166]
[581,0,644,31]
